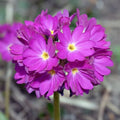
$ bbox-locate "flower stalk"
[54,92,61,120]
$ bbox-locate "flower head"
[9,9,113,98]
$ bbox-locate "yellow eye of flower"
[48,70,56,76]
[72,68,78,75]
[41,52,49,60]
[68,44,76,52]
[50,30,54,35]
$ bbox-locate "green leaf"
[0,112,8,120]
[47,103,54,117]
[38,113,46,118]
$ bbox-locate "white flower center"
[41,52,49,60]
[68,44,76,52]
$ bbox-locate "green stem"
[54,92,61,120]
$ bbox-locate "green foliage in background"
[0,112,8,120]
[0,6,5,23]
[47,103,54,118]
[38,102,65,119]
[112,45,120,63]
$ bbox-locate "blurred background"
[0,0,120,120]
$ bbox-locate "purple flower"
[14,63,29,84]
[56,26,94,61]
[27,65,65,98]
[0,40,12,61]
[64,61,94,96]
[9,9,113,98]
[10,44,24,65]
[10,23,40,65]
[76,9,110,49]
[34,14,58,36]
[17,24,37,45]
[76,9,96,32]
[23,36,58,72]
[90,49,113,82]
[24,20,34,26]
[90,25,110,48]
[34,9,48,23]
[56,9,76,27]
[0,23,22,61]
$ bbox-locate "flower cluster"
[0,23,22,61]
[10,9,113,98]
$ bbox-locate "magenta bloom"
[27,66,65,98]
[9,9,113,98]
[10,24,39,65]
[14,63,29,84]
[56,9,75,27]
[0,24,13,61]
[17,24,33,45]
[64,61,94,96]
[0,39,13,61]
[10,44,24,65]
[34,14,58,36]
[90,25,110,49]
[76,9,110,49]
[76,9,96,32]
[90,49,113,82]
[23,35,58,72]
[57,26,94,61]
[0,23,22,61]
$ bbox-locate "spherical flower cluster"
[0,23,22,61]
[10,9,113,98]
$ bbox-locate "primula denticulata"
[0,9,113,99]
